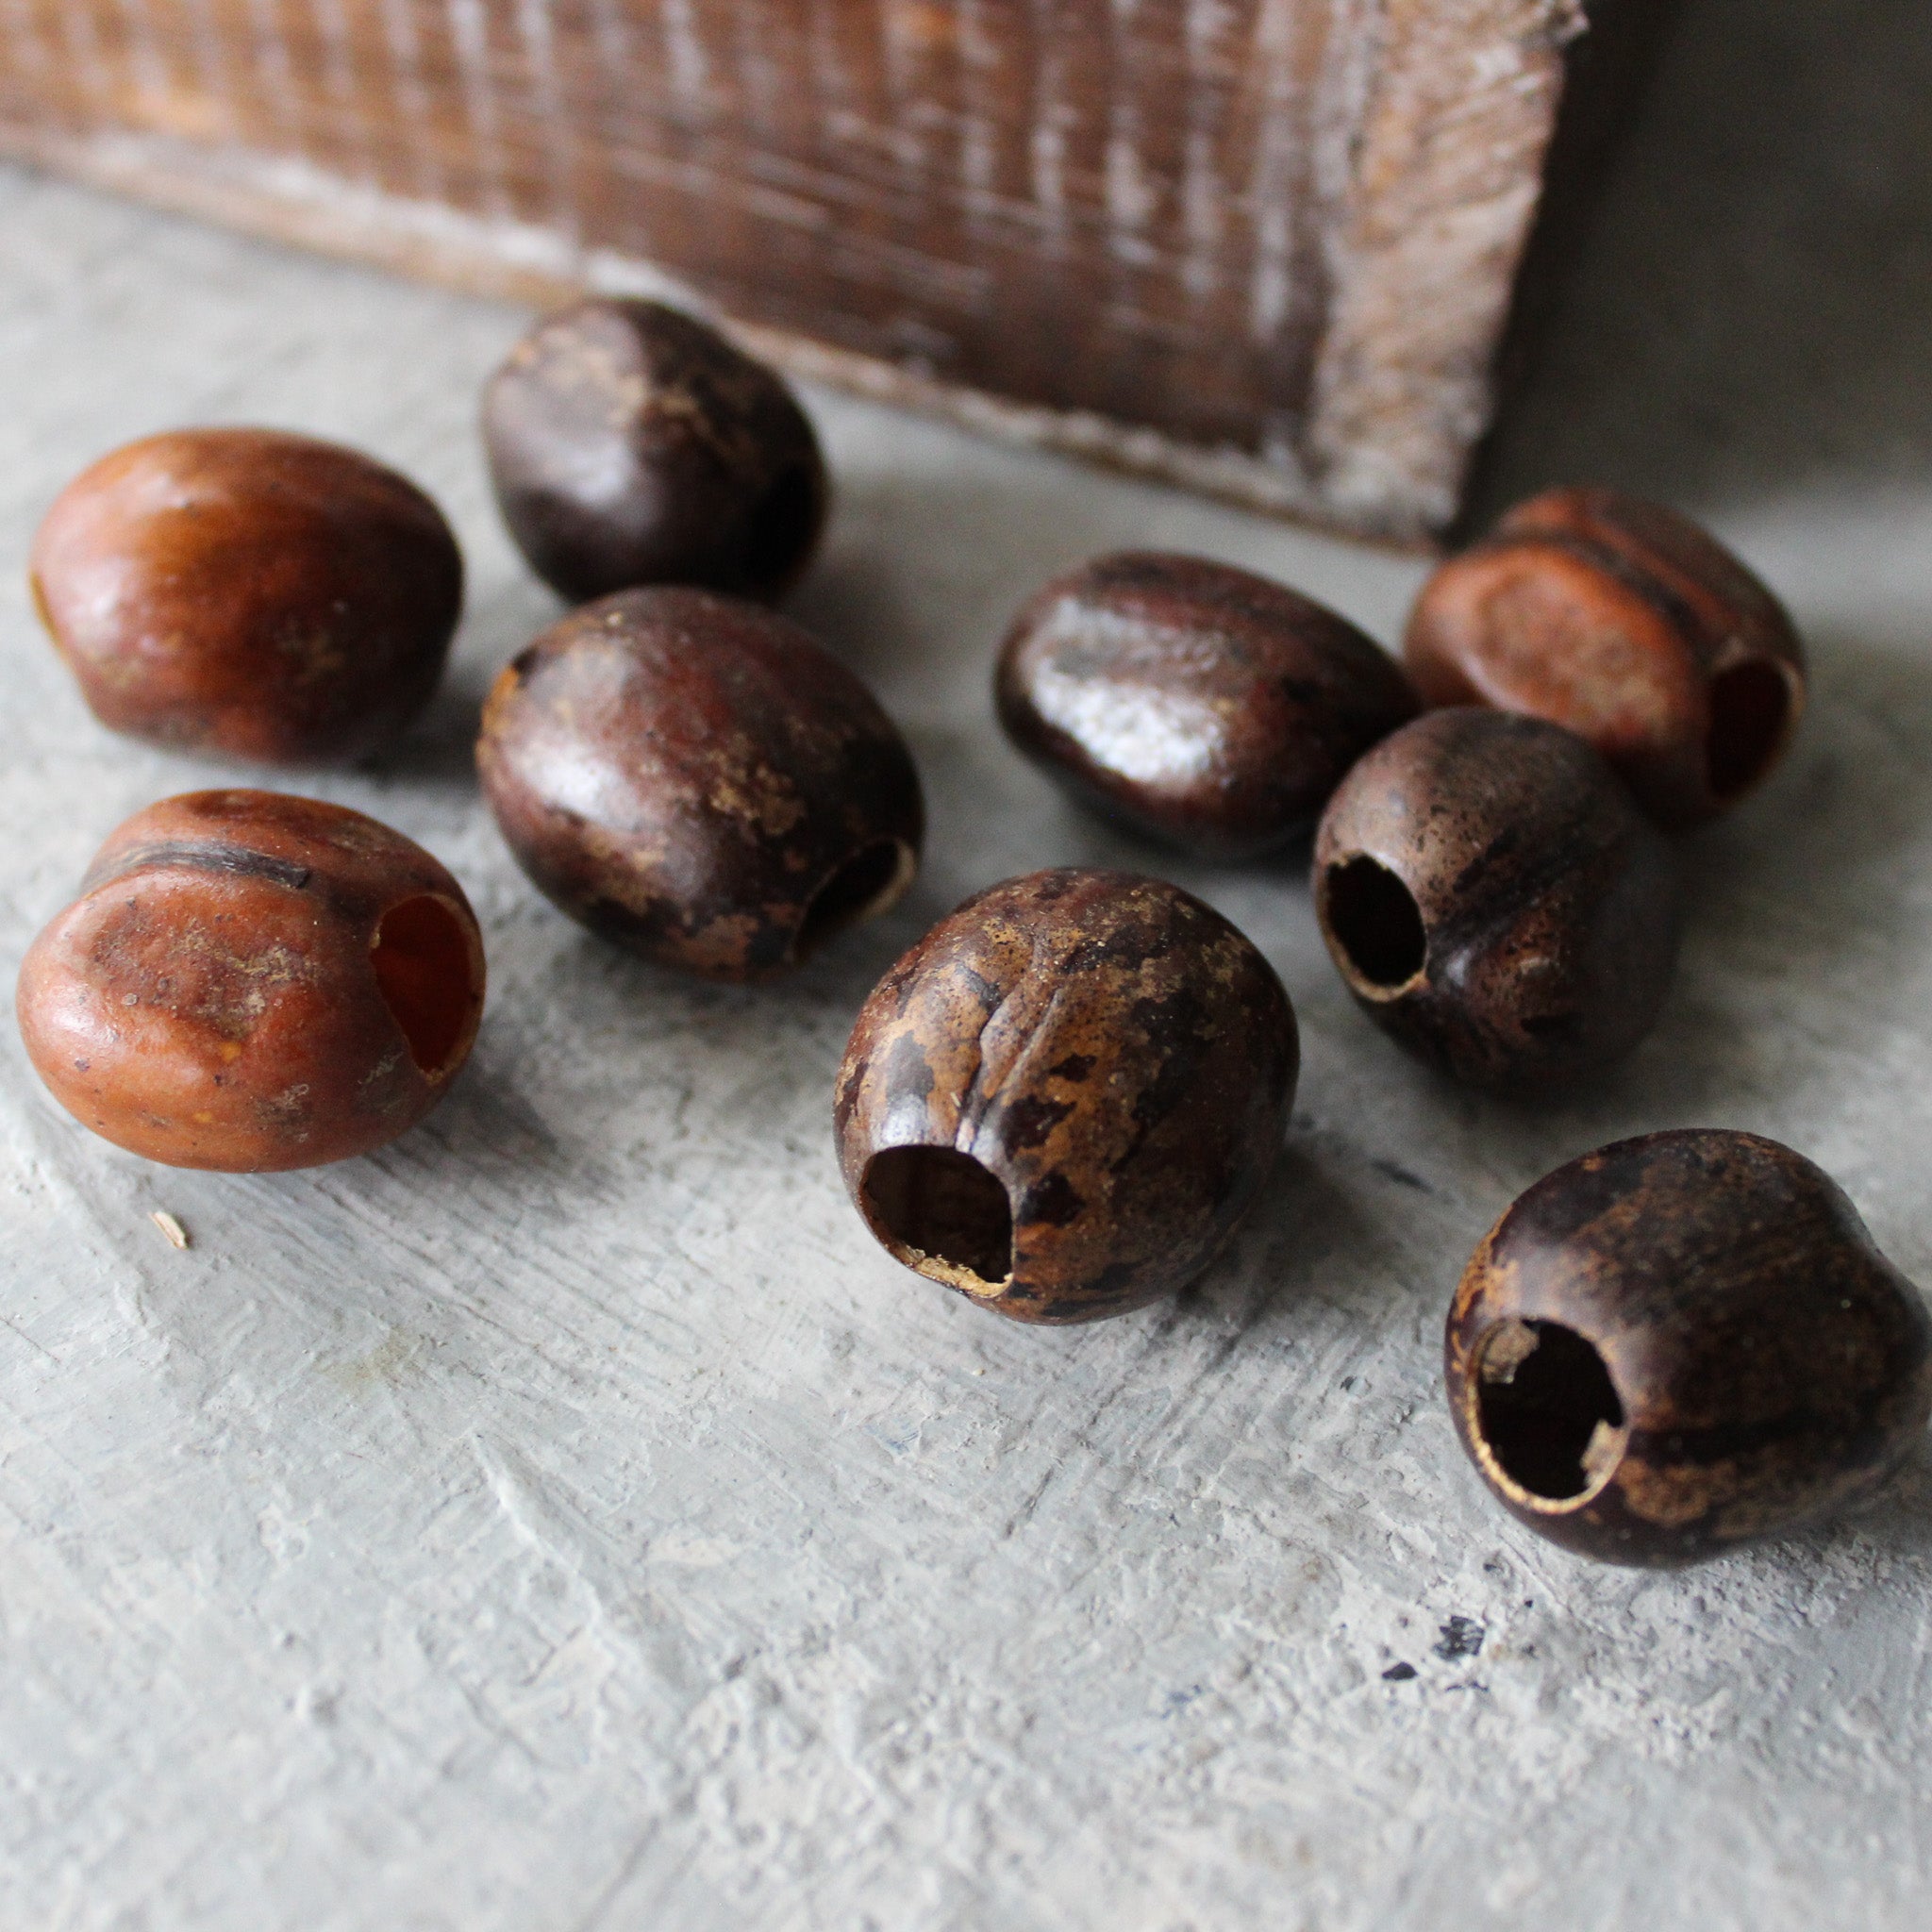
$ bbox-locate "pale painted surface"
[3,2,1932,1913]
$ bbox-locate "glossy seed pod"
[482,297,829,604]
[1406,486,1805,828]
[17,791,485,1171]
[995,551,1419,859]
[30,428,463,765]
[1313,708,1680,1090]
[478,587,922,978]
[1446,1130,1932,1566]
[835,868,1298,1324]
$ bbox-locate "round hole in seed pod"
[795,841,909,960]
[860,1145,1014,1291]
[1324,855,1426,990]
[743,464,819,589]
[1473,1319,1626,1504]
[1707,659,1792,802]
[371,895,479,1078]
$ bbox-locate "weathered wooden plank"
[0,1,1669,540]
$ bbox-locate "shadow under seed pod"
[835,867,1299,1324]
[1445,1129,1932,1566]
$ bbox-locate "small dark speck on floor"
[1371,1158,1432,1193]
[1382,1661,1418,1682]
[1434,1616,1486,1660]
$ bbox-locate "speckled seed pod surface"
[1314,708,1681,1091]
[995,551,1420,859]
[17,791,486,1172]
[481,297,829,604]
[477,587,922,979]
[1446,1130,1932,1567]
[30,427,463,765]
[835,868,1298,1324]
[1406,486,1806,828]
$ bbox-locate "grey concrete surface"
[3,3,1932,1924]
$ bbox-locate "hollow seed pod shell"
[1445,1129,1932,1566]
[477,587,923,979]
[1405,487,1805,828]
[835,867,1299,1324]
[30,428,463,766]
[17,791,485,1171]
[1314,708,1680,1091]
[995,551,1419,858]
[481,297,829,604]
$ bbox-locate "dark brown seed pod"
[834,868,1298,1324]
[481,297,829,604]
[16,791,485,1172]
[1406,486,1806,828]
[995,551,1419,859]
[477,586,922,979]
[1446,1129,1932,1567]
[1313,708,1680,1091]
[30,427,463,766]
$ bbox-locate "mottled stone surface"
[5,5,1932,1913]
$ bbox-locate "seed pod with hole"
[1446,1130,1932,1566]
[1405,486,1805,828]
[30,427,463,766]
[1314,708,1679,1090]
[482,297,829,604]
[994,551,1419,858]
[478,586,921,978]
[835,867,1298,1324]
[16,791,485,1171]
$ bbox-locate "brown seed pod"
[477,586,922,979]
[17,791,485,1172]
[1446,1130,1932,1567]
[1405,486,1806,828]
[995,551,1419,859]
[835,868,1298,1324]
[30,428,463,766]
[1313,708,1680,1091]
[481,297,829,604]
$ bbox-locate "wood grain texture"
[0,0,1657,540]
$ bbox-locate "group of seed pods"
[16,296,1931,1571]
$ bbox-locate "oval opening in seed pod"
[1324,855,1426,991]
[743,465,819,588]
[860,1145,1014,1292]
[1707,659,1792,803]
[795,841,911,961]
[371,895,479,1079]
[1472,1318,1627,1507]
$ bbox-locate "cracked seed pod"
[1313,708,1680,1091]
[835,867,1298,1324]
[17,791,485,1171]
[1406,487,1805,828]
[1446,1130,1932,1566]
[482,297,829,603]
[995,550,1418,858]
[30,428,463,766]
[477,586,922,978]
